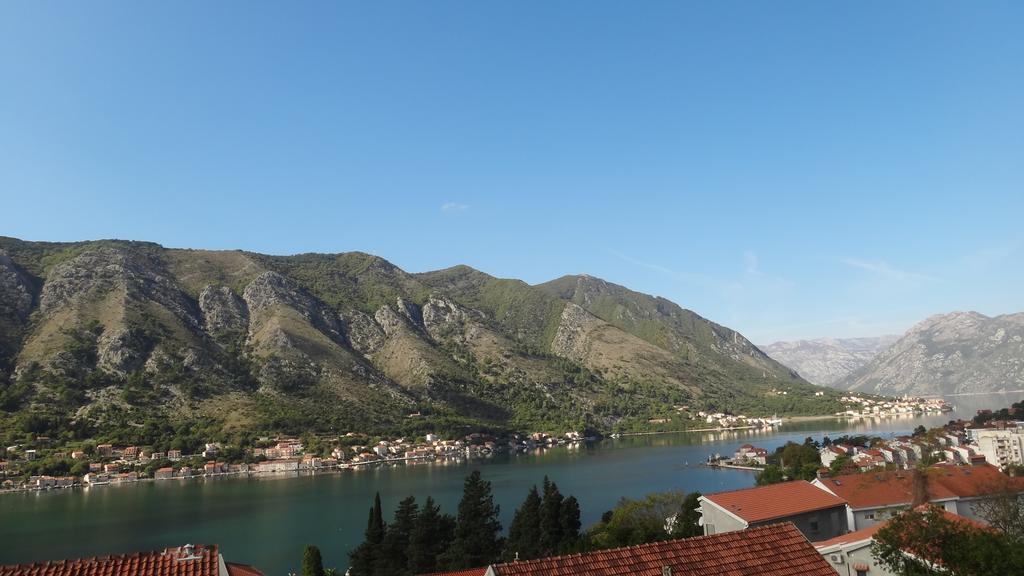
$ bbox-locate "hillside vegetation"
[0,237,841,447]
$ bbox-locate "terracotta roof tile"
[490,523,834,576]
[420,569,488,576]
[702,480,847,523]
[0,545,244,576]
[817,464,1023,509]
[814,521,889,548]
[929,463,1024,497]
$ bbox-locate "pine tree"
[503,485,542,561]
[559,495,581,551]
[441,471,502,569]
[407,496,455,574]
[378,496,419,576]
[301,545,325,576]
[349,492,386,576]
[539,476,564,555]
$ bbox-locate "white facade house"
[971,427,1024,470]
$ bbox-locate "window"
[809,519,819,532]
[864,513,875,520]
[856,570,868,576]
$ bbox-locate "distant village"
[0,394,963,494]
[0,430,595,493]
[710,402,1023,476]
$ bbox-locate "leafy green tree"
[504,485,543,561]
[670,492,702,538]
[756,440,821,484]
[585,491,699,550]
[441,471,503,569]
[301,545,325,576]
[407,496,454,575]
[755,465,786,485]
[379,496,419,576]
[349,493,386,576]
[872,505,1024,575]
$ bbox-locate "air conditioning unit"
[829,554,844,564]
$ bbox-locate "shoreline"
[0,407,961,497]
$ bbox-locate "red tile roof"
[702,480,847,523]
[488,523,834,576]
[420,569,488,576]
[929,463,1024,497]
[817,464,1023,509]
[815,470,956,509]
[226,564,265,576]
[0,545,244,576]
[814,521,889,549]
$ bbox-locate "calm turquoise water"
[1,392,1019,575]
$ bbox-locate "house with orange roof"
[698,480,848,540]
[812,469,958,530]
[928,463,1024,523]
[814,521,892,576]
[421,523,835,576]
[811,463,1024,530]
[814,506,990,576]
[0,544,263,576]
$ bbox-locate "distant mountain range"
[0,237,836,443]
[760,336,900,387]
[840,312,1024,396]
[764,312,1024,397]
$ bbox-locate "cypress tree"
[349,492,386,576]
[559,495,581,552]
[539,476,564,555]
[301,545,325,576]
[378,496,419,576]
[441,471,502,569]
[503,485,542,561]
[407,496,446,574]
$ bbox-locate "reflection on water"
[0,392,1019,574]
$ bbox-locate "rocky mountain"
[0,237,837,443]
[761,336,899,387]
[839,312,1024,396]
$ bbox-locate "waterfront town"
[0,395,955,493]
[3,408,1023,576]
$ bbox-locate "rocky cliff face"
[0,236,832,438]
[0,250,34,363]
[761,336,899,387]
[839,312,1024,396]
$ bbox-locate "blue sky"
[2,2,1022,343]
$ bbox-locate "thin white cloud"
[609,250,717,286]
[840,258,938,283]
[440,202,469,213]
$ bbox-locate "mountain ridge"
[0,236,840,447]
[761,335,900,387]
[838,310,1024,396]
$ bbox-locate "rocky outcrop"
[422,295,485,343]
[39,248,201,331]
[243,271,343,343]
[199,285,250,336]
[96,327,151,374]
[761,336,899,387]
[841,312,1024,396]
[0,250,34,360]
[550,302,604,363]
[342,309,387,355]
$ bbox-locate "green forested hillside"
[0,237,843,448]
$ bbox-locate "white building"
[971,427,1024,470]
